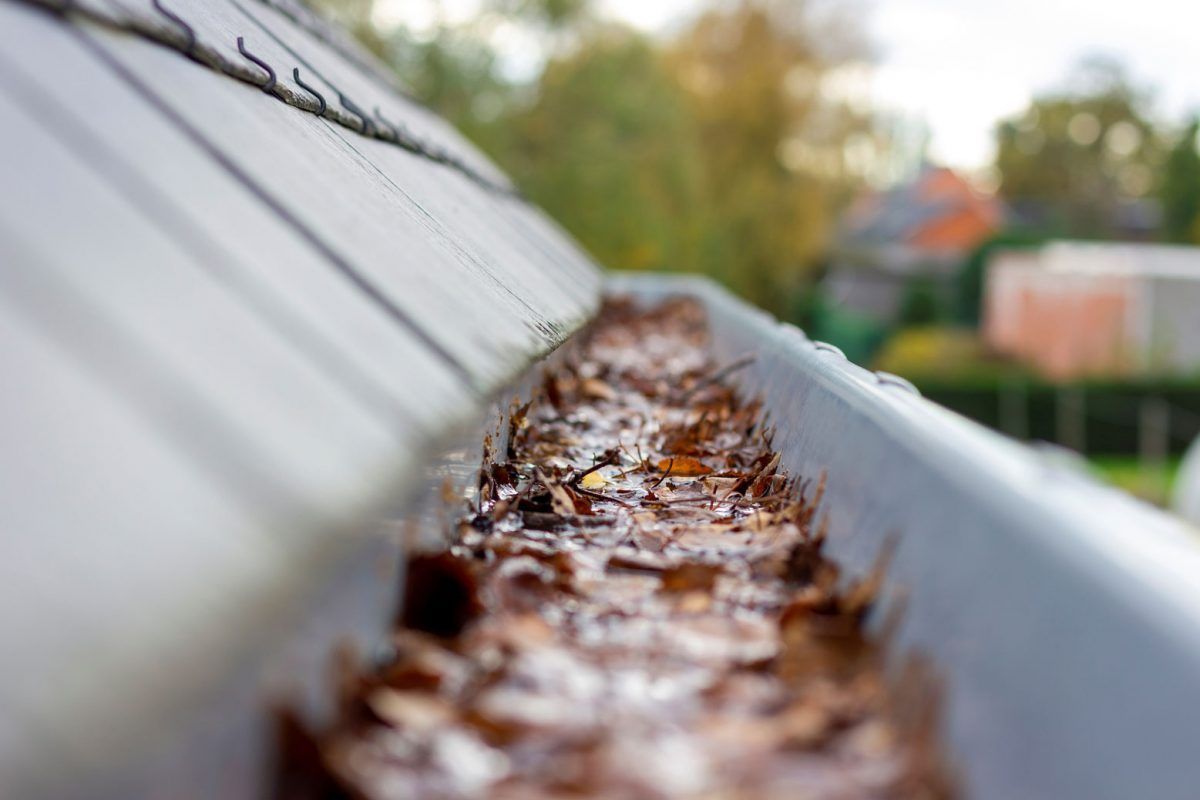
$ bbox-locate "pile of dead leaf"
[278,297,954,800]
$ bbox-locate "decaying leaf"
[580,470,609,490]
[366,689,454,731]
[660,562,722,592]
[580,376,618,401]
[656,456,712,477]
[296,298,954,800]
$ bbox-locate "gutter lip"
[611,271,1200,800]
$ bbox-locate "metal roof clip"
[236,37,277,95]
[373,107,400,142]
[292,68,326,117]
[151,0,197,60]
[338,91,373,136]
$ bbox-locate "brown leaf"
[660,563,722,593]
[366,689,454,732]
[401,553,482,638]
[538,469,581,516]
[580,377,617,401]
[307,296,952,800]
[580,470,609,490]
[656,456,712,477]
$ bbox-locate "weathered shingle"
[0,0,601,794]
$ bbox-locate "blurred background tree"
[309,0,877,318]
[507,29,712,277]
[994,58,1164,238]
[664,1,872,311]
[1160,118,1200,244]
[306,0,1200,503]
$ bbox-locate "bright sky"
[860,0,1200,170]
[376,0,1200,172]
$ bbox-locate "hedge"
[917,378,1200,455]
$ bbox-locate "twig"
[520,511,616,529]
[649,458,674,489]
[574,485,634,508]
[678,354,757,402]
[575,448,619,481]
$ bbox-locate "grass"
[1088,456,1182,508]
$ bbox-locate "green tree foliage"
[312,0,590,47]
[507,30,712,275]
[308,0,388,56]
[309,0,876,318]
[666,0,870,313]
[994,58,1163,238]
[1160,118,1200,244]
[377,26,516,156]
[488,0,590,28]
[897,277,945,328]
[954,230,1046,326]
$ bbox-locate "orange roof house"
[905,168,1005,251]
[826,167,1005,323]
[839,167,1003,258]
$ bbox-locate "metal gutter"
[615,272,1200,800]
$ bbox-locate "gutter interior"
[277,295,953,799]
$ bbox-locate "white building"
[984,242,1200,379]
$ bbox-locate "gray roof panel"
[0,0,602,794]
[0,6,469,431]
[80,23,591,387]
[0,96,409,515]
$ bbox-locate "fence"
[920,379,1200,456]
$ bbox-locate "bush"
[916,378,1200,456]
[872,327,1021,382]
[897,277,947,327]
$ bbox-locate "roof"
[0,0,601,794]
[838,166,1005,258]
[1038,241,1200,279]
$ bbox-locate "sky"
[376,0,1200,173]
[845,0,1200,170]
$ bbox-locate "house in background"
[823,166,1005,327]
[984,242,1200,380]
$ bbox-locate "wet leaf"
[656,456,712,477]
[580,377,617,401]
[660,563,722,592]
[366,689,454,731]
[302,297,954,800]
[580,471,609,490]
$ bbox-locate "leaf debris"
[282,297,954,799]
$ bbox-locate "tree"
[309,0,878,318]
[307,0,388,56]
[507,29,711,274]
[1160,118,1200,244]
[487,0,591,28]
[376,26,516,157]
[666,0,872,314]
[994,58,1164,239]
[955,230,1046,326]
[897,277,944,328]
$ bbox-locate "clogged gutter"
[283,297,953,798]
